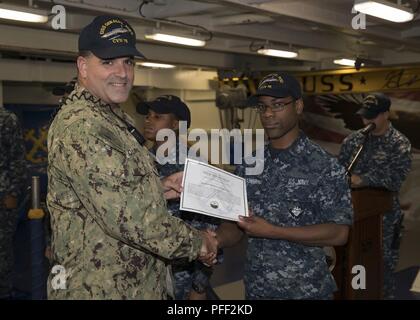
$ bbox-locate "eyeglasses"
[253,99,295,113]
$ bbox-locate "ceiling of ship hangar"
[1,0,420,73]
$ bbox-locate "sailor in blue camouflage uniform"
[236,73,353,299]
[138,96,240,299]
[0,106,27,299]
[338,93,411,299]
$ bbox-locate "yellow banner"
[294,66,420,95]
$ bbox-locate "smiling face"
[258,95,303,141]
[77,53,134,105]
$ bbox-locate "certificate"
[180,158,248,221]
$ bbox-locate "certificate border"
[180,158,248,221]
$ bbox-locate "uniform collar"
[268,130,307,157]
[383,122,394,139]
[371,122,394,141]
[70,83,110,109]
[68,83,135,126]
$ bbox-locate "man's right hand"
[198,230,218,266]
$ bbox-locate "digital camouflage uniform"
[152,139,220,299]
[236,132,353,299]
[0,106,27,298]
[338,123,411,299]
[46,87,203,299]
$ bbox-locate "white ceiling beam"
[0,23,306,70]
[0,56,218,91]
[164,15,362,55]
[401,27,420,38]
[0,25,78,56]
[0,58,75,82]
[34,0,393,61]
[210,0,353,28]
[37,0,219,22]
[211,14,274,26]
[212,0,420,51]
[134,68,217,89]
[381,49,420,65]
[8,0,420,67]
[140,0,221,19]
[37,0,353,54]
[42,0,407,45]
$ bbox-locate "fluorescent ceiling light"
[137,62,176,69]
[353,0,414,23]
[334,59,355,66]
[257,48,298,58]
[334,59,358,67]
[144,33,206,47]
[0,4,48,23]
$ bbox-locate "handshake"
[198,229,219,266]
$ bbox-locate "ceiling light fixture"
[137,62,176,69]
[334,58,365,69]
[353,0,414,23]
[144,32,206,47]
[334,59,358,67]
[257,48,298,59]
[0,3,48,23]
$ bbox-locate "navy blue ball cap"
[356,93,391,119]
[247,72,302,106]
[137,95,191,128]
[78,15,145,59]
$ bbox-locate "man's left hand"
[161,171,183,200]
[237,214,274,238]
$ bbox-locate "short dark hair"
[78,50,92,58]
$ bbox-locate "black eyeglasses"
[253,99,295,113]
